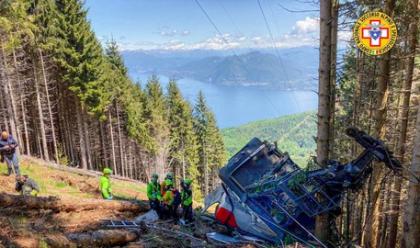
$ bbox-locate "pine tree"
[166,81,200,194]
[193,91,225,196]
[207,113,226,191]
[55,0,109,116]
[144,76,170,178]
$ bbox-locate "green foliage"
[143,76,170,154]
[54,0,110,117]
[166,81,201,199]
[2,0,227,199]
[222,111,316,166]
[0,0,36,50]
[193,92,226,194]
[103,41,150,146]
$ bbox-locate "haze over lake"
[132,73,318,128]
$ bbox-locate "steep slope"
[222,111,316,166]
[0,157,253,248]
[0,157,148,247]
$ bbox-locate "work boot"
[14,166,20,176]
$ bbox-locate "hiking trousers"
[5,153,20,176]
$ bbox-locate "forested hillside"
[222,111,316,166]
[0,0,226,199]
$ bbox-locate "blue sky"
[84,0,328,51]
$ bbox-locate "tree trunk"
[108,110,117,174]
[39,49,59,163]
[76,102,87,169]
[401,107,420,248]
[82,113,92,170]
[33,56,50,161]
[67,229,141,247]
[99,120,108,167]
[116,103,125,177]
[64,98,76,163]
[203,140,209,196]
[368,1,395,246]
[387,1,418,246]
[0,193,148,213]
[13,48,30,156]
[10,47,24,152]
[0,41,19,152]
[315,0,334,244]
[328,0,338,158]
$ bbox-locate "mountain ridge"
[123,47,318,89]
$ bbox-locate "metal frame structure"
[215,127,401,245]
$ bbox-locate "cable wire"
[194,0,291,119]
[256,0,289,83]
[194,0,238,57]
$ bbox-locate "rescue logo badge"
[353,11,397,56]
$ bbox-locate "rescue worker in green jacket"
[181,179,193,223]
[162,179,181,220]
[147,173,162,217]
[160,172,174,196]
[99,168,113,200]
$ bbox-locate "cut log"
[0,193,149,213]
[68,229,140,247]
[45,234,76,248]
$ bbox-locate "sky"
[83,0,338,51]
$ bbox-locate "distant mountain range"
[122,47,319,89]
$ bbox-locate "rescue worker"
[0,131,20,176]
[160,172,174,196]
[100,168,113,200]
[162,179,181,221]
[15,175,40,196]
[180,179,193,223]
[147,173,162,217]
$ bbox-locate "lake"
[132,73,318,128]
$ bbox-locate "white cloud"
[294,17,319,33]
[189,34,241,50]
[114,16,352,51]
[159,28,191,37]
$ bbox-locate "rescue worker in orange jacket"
[160,172,174,196]
[162,178,181,221]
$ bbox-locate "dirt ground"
[0,158,148,248]
[0,158,259,248]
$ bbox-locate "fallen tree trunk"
[0,193,149,213]
[22,155,143,184]
[44,229,142,248]
[68,229,141,247]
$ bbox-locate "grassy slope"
[222,111,317,166]
[0,158,216,248]
[0,157,148,247]
[0,157,147,200]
